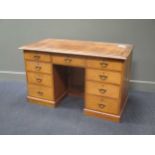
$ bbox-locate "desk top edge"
[19,38,134,60]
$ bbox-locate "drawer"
[86,69,122,85]
[86,58,123,71]
[86,81,120,99]
[24,51,51,62]
[27,72,53,87]
[85,94,120,114]
[52,55,85,67]
[28,84,53,100]
[26,61,52,74]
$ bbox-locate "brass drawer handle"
[64,58,72,63]
[37,91,43,96]
[33,55,40,60]
[98,104,106,109]
[35,66,42,71]
[99,75,107,80]
[99,88,107,94]
[36,78,42,83]
[100,62,108,68]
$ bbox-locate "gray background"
[0,19,155,91]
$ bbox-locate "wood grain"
[86,68,122,85]
[19,39,133,60]
[27,72,53,87]
[26,61,52,74]
[86,58,123,71]
[52,54,86,67]
[85,94,120,114]
[86,81,120,99]
[28,84,54,100]
[24,51,51,62]
[27,96,55,107]
[84,108,121,122]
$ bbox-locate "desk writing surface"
[19,38,133,60]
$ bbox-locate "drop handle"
[100,62,108,68]
[33,55,40,60]
[99,75,108,80]
[37,91,43,96]
[36,78,42,83]
[99,88,107,94]
[35,66,42,71]
[64,58,72,63]
[98,104,106,109]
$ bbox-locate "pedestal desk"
[19,39,133,122]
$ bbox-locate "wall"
[0,19,155,91]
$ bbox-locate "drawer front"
[27,72,53,87]
[85,94,120,114]
[86,58,123,71]
[52,55,85,67]
[28,84,53,100]
[86,69,122,85]
[24,51,51,62]
[26,61,52,74]
[86,81,120,99]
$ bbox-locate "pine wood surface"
[20,38,133,60]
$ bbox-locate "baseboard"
[0,71,155,92]
[84,108,121,122]
[27,96,56,108]
[130,81,155,92]
[0,71,26,81]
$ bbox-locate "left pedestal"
[24,50,55,107]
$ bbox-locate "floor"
[0,80,155,135]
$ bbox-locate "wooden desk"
[19,39,133,122]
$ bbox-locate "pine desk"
[19,39,133,122]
